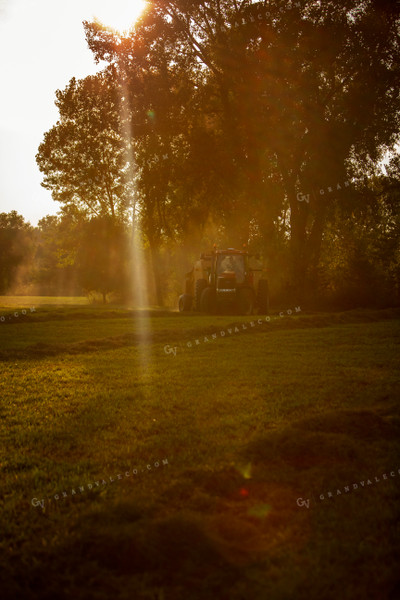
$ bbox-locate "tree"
[141,0,400,295]
[75,216,131,303]
[33,213,80,295]
[84,14,222,304]
[0,211,33,293]
[36,70,133,221]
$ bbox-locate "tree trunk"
[306,192,328,290]
[148,239,164,307]
[289,186,327,300]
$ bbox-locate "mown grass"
[0,299,399,600]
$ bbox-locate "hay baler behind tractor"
[179,247,269,315]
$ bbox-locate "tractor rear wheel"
[178,294,192,312]
[200,287,217,314]
[195,278,207,311]
[237,287,255,316]
[257,279,269,314]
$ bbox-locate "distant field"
[0,295,90,307]
[1,302,399,599]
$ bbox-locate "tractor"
[178,247,269,315]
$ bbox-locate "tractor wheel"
[257,279,269,315]
[178,294,192,312]
[195,278,207,311]
[237,287,255,316]
[200,287,217,314]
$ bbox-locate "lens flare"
[247,504,272,519]
[236,463,253,479]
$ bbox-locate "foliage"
[318,172,400,307]
[32,214,80,295]
[83,0,400,298]
[75,216,131,303]
[36,71,133,221]
[0,211,34,294]
[32,1,400,306]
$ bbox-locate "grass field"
[1,297,399,599]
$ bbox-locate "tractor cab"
[212,250,250,300]
[217,253,246,283]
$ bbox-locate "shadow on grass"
[242,409,400,470]
[7,502,241,600]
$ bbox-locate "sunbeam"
[118,76,153,373]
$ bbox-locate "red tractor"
[179,247,269,315]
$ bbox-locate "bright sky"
[0,0,146,225]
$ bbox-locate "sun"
[92,0,147,32]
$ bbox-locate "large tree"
[84,13,228,303]
[36,70,133,221]
[124,0,400,295]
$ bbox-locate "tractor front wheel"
[257,279,269,314]
[195,278,207,311]
[237,287,255,316]
[200,287,217,314]
[178,294,192,312]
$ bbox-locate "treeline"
[2,167,400,308]
[4,0,400,307]
[0,211,131,303]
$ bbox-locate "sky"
[0,0,146,225]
